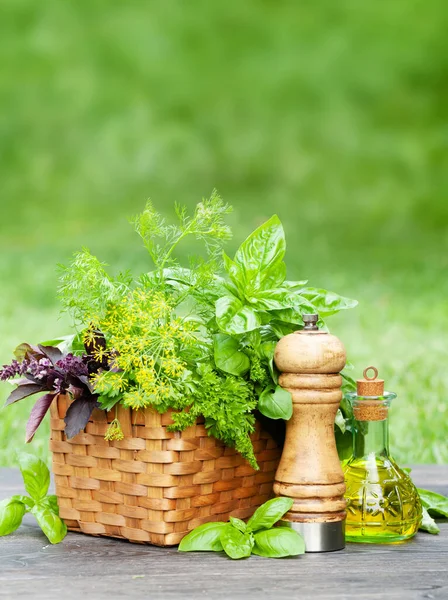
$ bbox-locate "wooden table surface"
[0,465,447,600]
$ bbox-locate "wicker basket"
[50,395,281,546]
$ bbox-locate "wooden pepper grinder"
[273,314,347,552]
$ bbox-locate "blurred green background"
[1,0,447,466]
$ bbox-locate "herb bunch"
[0,341,106,442]
[2,192,358,466]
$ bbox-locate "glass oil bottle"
[343,367,422,543]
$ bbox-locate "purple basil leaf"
[5,383,45,406]
[64,396,99,439]
[77,374,95,393]
[14,343,43,362]
[15,377,32,385]
[26,393,57,442]
[66,384,84,400]
[37,344,63,365]
[23,373,40,383]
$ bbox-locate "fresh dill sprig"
[132,190,232,269]
[57,249,131,325]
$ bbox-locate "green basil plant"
[179,497,305,559]
[0,453,67,544]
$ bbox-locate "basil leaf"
[247,497,294,532]
[11,495,34,510]
[234,215,286,293]
[26,393,56,443]
[257,340,276,361]
[341,372,357,394]
[260,260,287,291]
[220,524,254,559]
[258,341,278,384]
[213,334,250,376]
[5,383,45,406]
[336,428,353,462]
[229,516,247,533]
[64,395,99,439]
[13,343,43,361]
[222,252,246,298]
[299,287,358,317]
[335,409,346,433]
[258,386,293,420]
[216,295,261,334]
[270,320,298,339]
[17,452,50,501]
[38,335,76,355]
[31,505,67,544]
[37,344,63,365]
[267,297,319,325]
[0,498,26,536]
[283,279,308,291]
[251,288,298,311]
[420,506,440,534]
[253,527,305,557]
[178,522,227,552]
[39,495,60,515]
[418,488,448,518]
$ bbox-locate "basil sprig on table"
[179,497,305,559]
[418,488,448,535]
[0,453,67,544]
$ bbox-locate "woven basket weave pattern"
[50,395,280,546]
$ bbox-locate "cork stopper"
[356,366,384,396]
[354,366,387,421]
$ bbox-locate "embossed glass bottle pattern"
[343,367,422,543]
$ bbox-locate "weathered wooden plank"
[0,466,446,600]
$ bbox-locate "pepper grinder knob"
[273,314,347,552]
[302,313,319,330]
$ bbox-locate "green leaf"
[258,386,293,420]
[0,498,26,536]
[418,488,448,518]
[229,516,247,533]
[335,409,346,433]
[258,341,278,384]
[216,294,261,334]
[178,522,227,552]
[220,524,254,559]
[283,279,308,291]
[419,506,440,534]
[299,287,358,317]
[17,452,50,502]
[39,495,60,515]
[251,288,299,311]
[97,395,121,411]
[234,215,286,292]
[253,527,305,557]
[257,340,276,362]
[13,343,42,361]
[261,260,287,291]
[39,335,77,355]
[222,252,246,298]
[335,428,353,462]
[341,372,357,394]
[247,497,294,532]
[269,320,298,340]
[31,505,67,544]
[11,495,34,510]
[213,334,250,376]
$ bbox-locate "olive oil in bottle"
[343,367,421,543]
